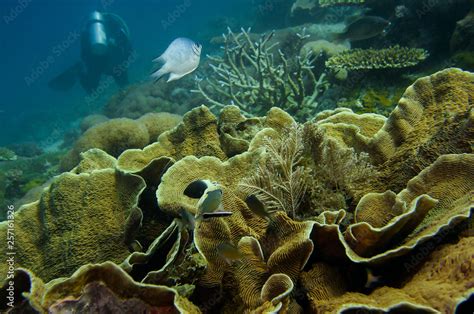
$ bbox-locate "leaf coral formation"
[326,45,429,71]
[0,68,473,313]
[60,112,181,171]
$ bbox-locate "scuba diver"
[49,11,132,93]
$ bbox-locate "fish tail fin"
[167,72,185,82]
[150,67,168,82]
[329,31,345,43]
[152,55,165,63]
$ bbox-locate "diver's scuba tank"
[87,11,108,56]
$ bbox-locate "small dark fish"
[184,179,209,198]
[336,16,391,41]
[245,194,273,220]
[217,242,242,264]
[202,211,233,220]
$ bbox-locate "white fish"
[151,37,202,82]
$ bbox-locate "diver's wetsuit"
[79,13,132,93]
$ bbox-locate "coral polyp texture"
[326,45,429,71]
[1,68,473,313]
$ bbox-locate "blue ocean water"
[0,0,256,146]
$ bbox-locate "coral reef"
[79,114,109,133]
[195,27,328,121]
[104,79,201,119]
[137,112,182,142]
[369,68,474,192]
[7,142,43,158]
[0,154,146,282]
[0,262,199,313]
[0,147,17,161]
[1,68,473,313]
[450,10,474,53]
[326,46,429,71]
[0,151,62,220]
[302,235,474,313]
[291,0,318,17]
[239,123,311,219]
[61,112,181,171]
[300,39,349,58]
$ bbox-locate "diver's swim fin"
[48,62,82,91]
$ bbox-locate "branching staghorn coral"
[194,27,328,121]
[326,45,429,71]
[239,123,310,219]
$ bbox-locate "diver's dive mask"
[87,11,108,56]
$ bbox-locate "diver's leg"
[79,69,102,93]
[113,70,129,88]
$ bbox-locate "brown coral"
[60,118,150,170]
[3,262,200,313]
[0,166,145,282]
[118,106,226,173]
[62,112,181,171]
[303,236,474,313]
[311,154,474,265]
[369,68,474,192]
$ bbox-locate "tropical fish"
[179,208,196,231]
[245,194,275,221]
[151,37,202,82]
[335,16,391,41]
[184,179,211,198]
[217,242,243,265]
[198,187,224,215]
[191,185,233,225]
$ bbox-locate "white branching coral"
[194,27,328,121]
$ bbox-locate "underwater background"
[0,0,255,146]
[0,0,473,313]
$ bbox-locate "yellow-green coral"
[0,165,145,282]
[326,46,429,71]
[1,67,473,313]
[452,50,474,71]
[357,87,405,115]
